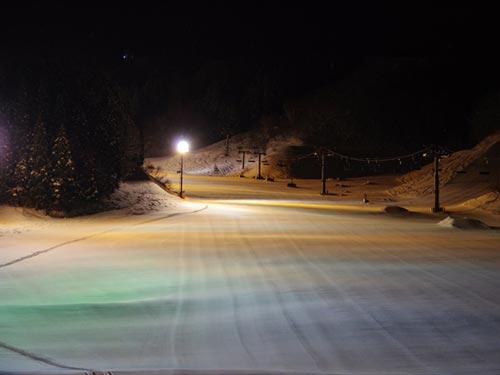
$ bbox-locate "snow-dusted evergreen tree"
[10,142,30,205]
[1,62,141,215]
[50,126,77,212]
[72,104,99,204]
[5,82,34,205]
[86,82,129,197]
[26,120,51,209]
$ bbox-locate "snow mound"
[105,181,178,215]
[463,191,500,214]
[388,132,500,197]
[383,206,410,215]
[438,216,491,230]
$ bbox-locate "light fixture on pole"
[177,140,189,198]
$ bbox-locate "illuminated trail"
[0,205,207,270]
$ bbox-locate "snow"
[438,216,492,230]
[388,132,500,205]
[149,130,500,216]
[1,174,500,374]
[391,133,500,195]
[2,136,500,374]
[383,205,410,216]
[146,132,303,178]
[0,206,49,237]
[104,181,179,215]
[463,191,500,215]
[0,181,180,239]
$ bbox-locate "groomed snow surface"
[1,175,500,375]
[2,132,500,375]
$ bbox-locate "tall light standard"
[177,140,189,198]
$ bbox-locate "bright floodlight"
[177,140,190,154]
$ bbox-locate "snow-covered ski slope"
[146,131,303,178]
[1,176,500,374]
[389,132,500,212]
[2,133,500,374]
[148,131,500,214]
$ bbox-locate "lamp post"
[177,140,189,198]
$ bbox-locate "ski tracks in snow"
[0,206,207,271]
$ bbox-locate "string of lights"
[278,152,318,162]
[324,147,430,164]
[250,145,442,166]
[276,148,432,164]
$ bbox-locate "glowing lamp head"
[177,140,190,154]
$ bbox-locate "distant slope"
[146,130,303,178]
[388,132,500,209]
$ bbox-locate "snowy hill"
[388,132,500,212]
[0,181,182,235]
[146,131,303,179]
[145,129,500,215]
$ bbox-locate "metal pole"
[225,134,230,156]
[180,154,184,198]
[242,151,246,170]
[321,150,327,195]
[258,153,262,179]
[433,155,441,212]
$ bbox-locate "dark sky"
[1,4,495,63]
[2,4,499,150]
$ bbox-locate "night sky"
[0,1,498,60]
[2,4,499,151]
[3,5,495,66]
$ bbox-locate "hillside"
[146,130,303,179]
[146,131,500,217]
[388,132,500,212]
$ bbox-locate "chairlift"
[236,159,242,162]
[248,158,256,162]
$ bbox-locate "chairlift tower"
[424,146,450,213]
[316,147,331,195]
[237,147,251,170]
[253,148,266,180]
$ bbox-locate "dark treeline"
[119,54,500,158]
[116,55,353,156]
[2,51,500,215]
[0,57,141,215]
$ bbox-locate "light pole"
[177,140,189,198]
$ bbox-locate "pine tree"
[50,126,77,213]
[71,104,100,204]
[93,85,127,195]
[27,121,51,209]
[6,82,33,205]
[10,134,31,206]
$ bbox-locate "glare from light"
[177,140,190,154]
